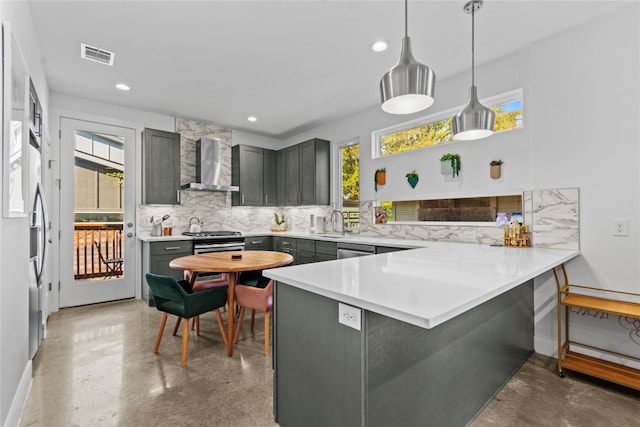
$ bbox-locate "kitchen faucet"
[330,209,346,235]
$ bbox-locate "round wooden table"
[169,250,294,357]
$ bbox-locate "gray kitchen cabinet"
[142,128,181,204]
[283,145,301,205]
[299,138,330,205]
[244,235,272,251]
[315,240,337,261]
[278,138,330,206]
[232,145,265,206]
[142,240,193,306]
[276,150,286,206]
[296,239,316,265]
[263,149,276,206]
[274,236,298,265]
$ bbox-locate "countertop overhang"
[263,241,579,329]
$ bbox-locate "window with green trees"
[375,89,523,157]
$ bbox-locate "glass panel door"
[60,118,136,307]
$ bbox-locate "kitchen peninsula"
[263,242,579,427]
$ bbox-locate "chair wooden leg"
[181,317,189,367]
[173,317,182,336]
[195,316,200,336]
[233,307,246,345]
[215,309,229,347]
[264,311,270,356]
[154,313,168,353]
[250,309,256,332]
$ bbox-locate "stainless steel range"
[183,230,245,254]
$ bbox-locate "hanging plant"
[490,159,503,179]
[405,170,419,188]
[374,168,386,191]
[440,153,461,177]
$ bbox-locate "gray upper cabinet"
[263,149,276,206]
[232,144,277,206]
[299,138,330,205]
[276,149,286,206]
[279,138,330,206]
[142,128,181,205]
[284,145,301,205]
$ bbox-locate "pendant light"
[380,0,436,115]
[452,0,495,140]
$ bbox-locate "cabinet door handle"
[242,193,245,205]
[265,194,268,205]
[282,242,290,246]
[176,190,180,204]
[164,246,181,251]
[251,241,262,244]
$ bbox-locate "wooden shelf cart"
[553,264,640,390]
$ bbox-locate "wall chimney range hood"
[181,137,239,192]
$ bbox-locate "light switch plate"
[338,302,361,331]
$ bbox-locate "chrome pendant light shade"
[380,0,436,115]
[452,86,495,140]
[452,0,494,140]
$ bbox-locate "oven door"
[193,241,245,254]
[193,241,245,280]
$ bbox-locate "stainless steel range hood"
[181,137,239,192]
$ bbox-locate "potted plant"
[272,213,287,232]
[405,170,419,188]
[490,159,503,179]
[374,168,386,191]
[440,153,461,177]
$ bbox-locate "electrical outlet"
[338,302,361,331]
[612,219,628,236]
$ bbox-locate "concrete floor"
[20,299,640,426]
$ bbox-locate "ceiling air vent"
[80,43,115,66]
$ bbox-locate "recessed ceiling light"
[115,83,130,91]
[371,40,388,52]
[247,116,257,122]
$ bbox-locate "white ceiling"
[28,1,630,139]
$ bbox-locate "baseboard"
[4,361,32,427]
[534,335,557,358]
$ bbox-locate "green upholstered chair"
[145,273,228,367]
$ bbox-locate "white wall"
[0,2,50,426]
[283,4,640,356]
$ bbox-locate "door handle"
[126,232,134,238]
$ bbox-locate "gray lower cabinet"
[244,236,272,251]
[275,284,363,427]
[274,280,535,427]
[142,240,192,306]
[142,128,181,205]
[232,145,275,206]
[273,236,297,264]
[315,240,337,261]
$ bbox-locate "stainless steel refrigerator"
[27,81,47,360]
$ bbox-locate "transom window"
[373,89,523,158]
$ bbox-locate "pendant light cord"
[471,2,475,87]
[405,0,408,38]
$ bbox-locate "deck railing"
[74,223,123,280]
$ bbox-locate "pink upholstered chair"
[233,280,273,355]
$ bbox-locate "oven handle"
[194,242,246,251]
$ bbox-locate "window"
[339,140,359,228]
[377,195,522,225]
[373,89,523,158]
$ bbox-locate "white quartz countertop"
[263,241,579,330]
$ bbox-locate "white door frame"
[59,117,137,307]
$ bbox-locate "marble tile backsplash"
[359,188,579,249]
